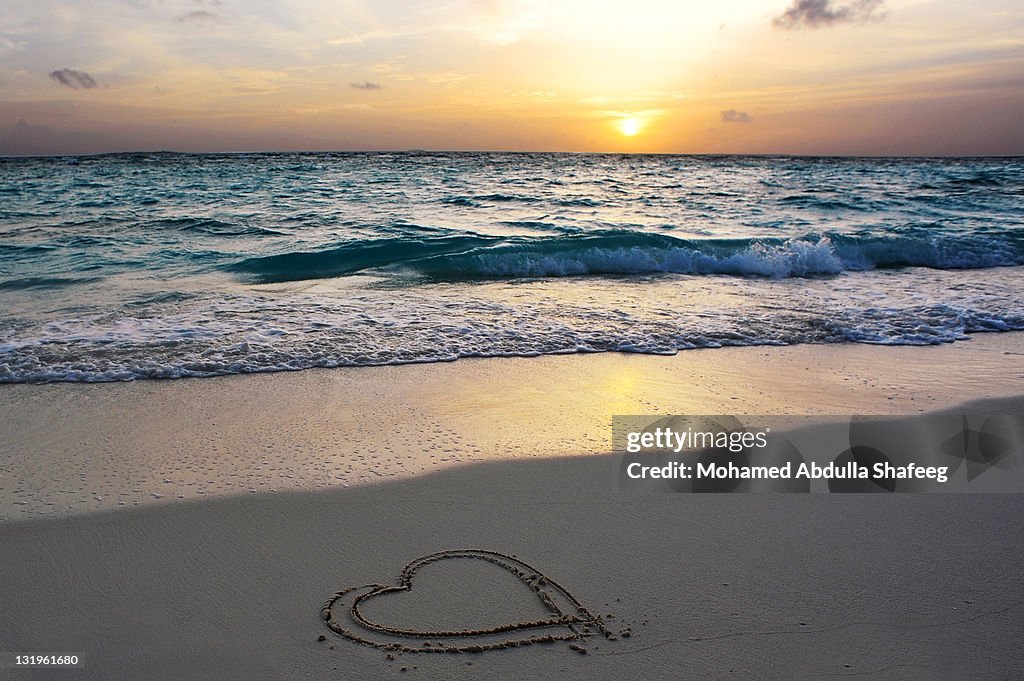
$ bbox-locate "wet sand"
[2,333,1023,520]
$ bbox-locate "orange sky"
[1,0,1022,155]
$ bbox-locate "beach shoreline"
[2,332,1024,521]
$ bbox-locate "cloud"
[773,0,884,29]
[176,10,221,23]
[48,68,98,89]
[721,109,752,123]
[0,36,27,52]
[350,81,383,90]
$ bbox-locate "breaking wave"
[225,231,1024,283]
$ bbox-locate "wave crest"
[225,230,1024,283]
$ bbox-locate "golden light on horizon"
[617,116,644,137]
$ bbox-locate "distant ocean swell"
[227,231,1024,283]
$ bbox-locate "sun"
[617,117,643,137]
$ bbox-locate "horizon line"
[3,149,1023,161]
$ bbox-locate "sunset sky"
[1,0,1021,155]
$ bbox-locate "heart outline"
[320,549,613,653]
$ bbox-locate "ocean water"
[0,152,1022,383]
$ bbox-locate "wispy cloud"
[350,81,383,90]
[773,0,884,30]
[48,68,98,89]
[721,109,752,123]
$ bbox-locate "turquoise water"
[1,152,1022,382]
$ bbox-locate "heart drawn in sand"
[320,549,623,654]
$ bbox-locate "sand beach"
[2,336,1023,680]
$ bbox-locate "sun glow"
[617,117,644,137]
